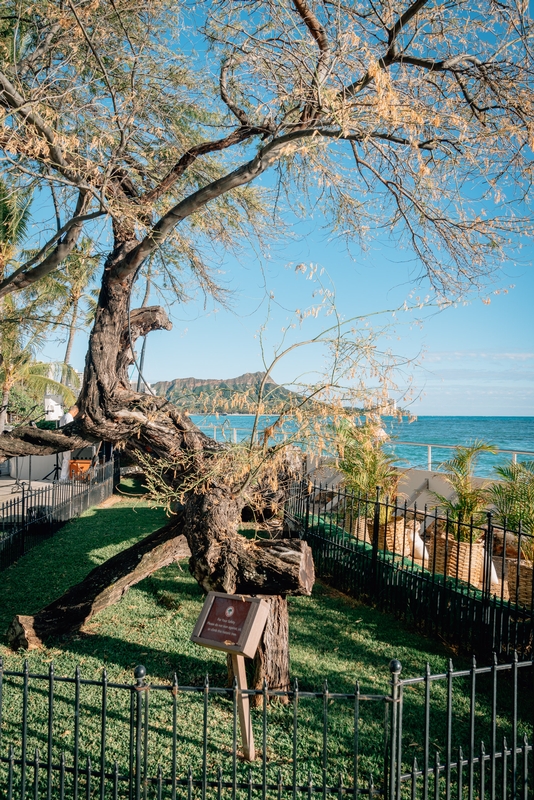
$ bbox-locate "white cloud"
[423,351,534,363]
[427,369,534,382]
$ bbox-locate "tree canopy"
[0,0,532,308]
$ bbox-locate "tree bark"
[1,251,316,682]
[63,301,78,369]
[252,596,290,705]
[183,489,314,596]
[0,386,10,433]
[7,515,190,649]
[227,596,290,706]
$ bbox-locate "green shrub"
[487,461,534,557]
[431,441,496,539]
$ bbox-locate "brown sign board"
[191,592,269,659]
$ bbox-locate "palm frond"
[431,440,496,529]
[22,372,76,406]
[0,180,33,248]
[487,459,534,540]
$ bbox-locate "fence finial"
[389,659,402,675]
[134,665,146,686]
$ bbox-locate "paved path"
[0,477,53,504]
[0,476,91,510]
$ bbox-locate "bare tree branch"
[15,21,62,75]
[142,125,265,204]
[292,0,329,53]
[219,57,252,126]
[387,0,431,53]
[0,71,80,183]
[291,0,331,124]
[0,192,94,298]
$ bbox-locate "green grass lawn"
[0,493,531,798]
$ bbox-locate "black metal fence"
[285,482,534,660]
[0,455,120,573]
[0,656,531,800]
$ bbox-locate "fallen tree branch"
[8,513,190,649]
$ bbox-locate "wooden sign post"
[191,592,270,761]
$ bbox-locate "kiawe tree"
[0,0,532,684]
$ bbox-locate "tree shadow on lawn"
[3,506,530,736]
[3,553,531,756]
[51,565,457,692]
[48,567,229,686]
[0,500,168,640]
[49,630,229,687]
[287,583,458,690]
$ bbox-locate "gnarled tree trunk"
[252,596,290,704]
[0,245,315,690]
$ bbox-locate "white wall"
[9,454,61,481]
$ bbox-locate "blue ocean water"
[191,415,534,477]
[384,417,534,476]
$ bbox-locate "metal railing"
[390,441,534,472]
[285,481,534,660]
[0,656,531,800]
[193,423,534,475]
[0,455,120,573]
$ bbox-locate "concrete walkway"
[0,476,54,504]
[0,475,92,511]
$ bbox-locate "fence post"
[371,487,381,593]
[21,484,26,554]
[305,482,310,537]
[482,513,494,653]
[388,659,402,800]
[133,665,147,800]
[483,513,494,598]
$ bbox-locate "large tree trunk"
[227,595,290,707]
[0,247,315,687]
[252,596,290,695]
[183,490,314,596]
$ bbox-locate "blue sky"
[48,209,534,416]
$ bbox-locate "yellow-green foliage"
[431,441,496,538]
[334,419,400,504]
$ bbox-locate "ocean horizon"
[191,414,534,477]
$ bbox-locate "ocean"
[190,415,534,477]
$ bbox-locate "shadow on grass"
[1,519,531,778]
[2,499,531,738]
[0,499,168,640]
[50,630,228,686]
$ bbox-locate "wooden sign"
[191,592,269,659]
[191,592,270,761]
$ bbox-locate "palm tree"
[0,180,32,280]
[51,239,101,377]
[0,297,78,432]
[431,441,497,534]
[0,183,78,429]
[487,461,534,546]
[334,418,401,502]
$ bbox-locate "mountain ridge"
[152,371,292,413]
